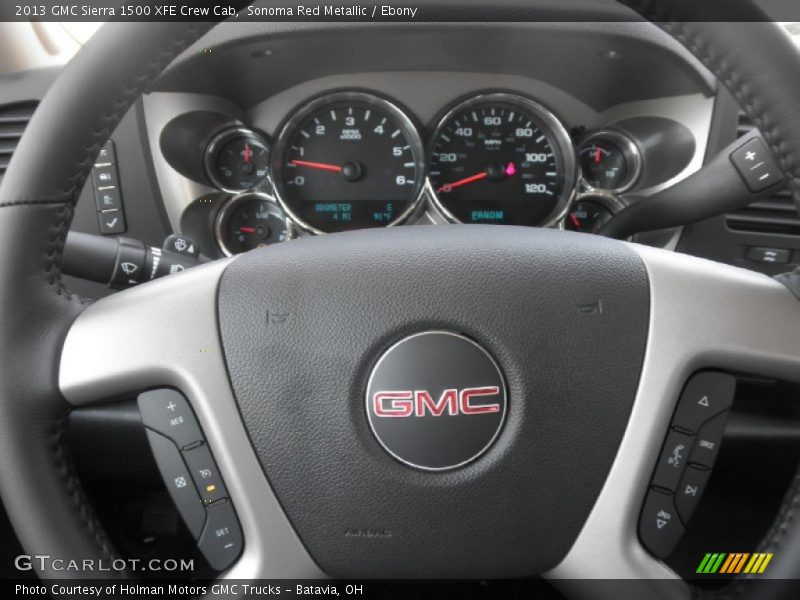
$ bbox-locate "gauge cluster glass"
[577,130,641,193]
[427,93,577,227]
[271,92,425,234]
[216,193,292,256]
[565,192,625,235]
[205,128,270,193]
[200,90,651,251]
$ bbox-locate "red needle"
[594,148,602,164]
[243,143,252,163]
[291,159,343,173]
[569,213,581,228]
[438,171,489,193]
[239,227,256,234]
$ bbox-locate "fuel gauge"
[578,131,641,193]
[216,193,292,256]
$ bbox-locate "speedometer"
[427,93,577,226]
[272,91,425,234]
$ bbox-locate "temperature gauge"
[578,131,641,193]
[206,128,270,193]
[565,192,624,235]
[216,193,292,256]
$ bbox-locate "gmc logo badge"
[372,387,501,418]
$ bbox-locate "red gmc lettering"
[414,390,457,416]
[372,387,501,417]
[460,387,502,414]
[372,391,414,417]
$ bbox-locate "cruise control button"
[651,429,693,492]
[198,500,243,571]
[145,429,205,539]
[689,411,728,469]
[138,389,203,449]
[675,465,712,525]
[183,443,228,504]
[639,488,684,558]
[672,372,735,433]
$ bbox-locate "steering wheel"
[2,2,800,598]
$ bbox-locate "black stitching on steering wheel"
[51,418,119,563]
[622,1,800,200]
[0,21,217,566]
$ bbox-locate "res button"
[138,389,204,449]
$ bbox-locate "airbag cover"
[217,225,649,578]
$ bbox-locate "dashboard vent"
[726,189,800,235]
[0,101,38,181]
[726,110,798,233]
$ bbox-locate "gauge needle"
[291,159,343,173]
[243,143,252,163]
[594,148,602,164]
[239,227,256,234]
[438,171,489,193]
[569,213,581,228]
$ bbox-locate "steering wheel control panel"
[639,371,736,558]
[138,389,242,571]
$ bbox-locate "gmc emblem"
[372,387,501,418]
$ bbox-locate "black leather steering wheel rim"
[1,0,800,591]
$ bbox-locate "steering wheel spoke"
[547,244,800,595]
[60,259,323,579]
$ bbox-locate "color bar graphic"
[697,553,773,574]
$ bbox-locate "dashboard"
[137,21,715,260]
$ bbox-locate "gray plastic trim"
[59,240,800,589]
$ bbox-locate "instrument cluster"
[198,89,648,254]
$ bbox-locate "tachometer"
[428,93,577,226]
[272,92,425,234]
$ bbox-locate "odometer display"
[428,93,576,226]
[273,92,424,233]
